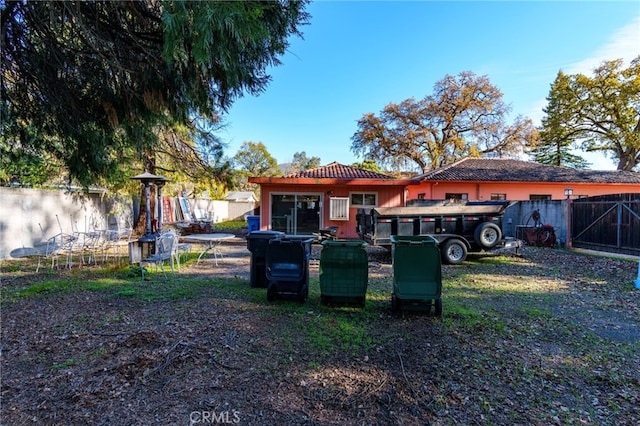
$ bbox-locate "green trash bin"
[390,235,442,315]
[319,239,369,307]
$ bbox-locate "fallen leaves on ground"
[1,241,639,425]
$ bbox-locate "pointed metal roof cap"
[131,171,162,181]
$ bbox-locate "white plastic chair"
[140,232,177,280]
[161,229,191,269]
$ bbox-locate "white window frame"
[329,197,350,221]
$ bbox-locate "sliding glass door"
[271,193,321,234]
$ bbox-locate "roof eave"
[249,177,418,186]
[418,178,640,185]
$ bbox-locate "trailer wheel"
[474,222,502,249]
[442,239,467,265]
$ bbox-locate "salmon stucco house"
[408,158,640,202]
[249,158,640,239]
[249,162,415,239]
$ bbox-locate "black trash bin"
[265,236,313,302]
[246,231,285,288]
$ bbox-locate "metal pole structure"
[131,171,162,242]
[143,181,152,236]
[154,175,170,234]
[564,188,573,249]
[156,182,163,234]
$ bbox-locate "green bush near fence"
[214,220,246,231]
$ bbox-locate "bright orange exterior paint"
[407,181,640,201]
[251,174,639,239]
[254,182,411,239]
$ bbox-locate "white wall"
[0,188,259,260]
[0,187,133,260]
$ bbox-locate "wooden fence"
[571,193,640,256]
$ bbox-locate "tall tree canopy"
[351,159,384,174]
[232,141,281,192]
[285,151,320,175]
[0,0,309,187]
[233,141,281,177]
[530,71,591,169]
[536,57,640,171]
[351,71,537,173]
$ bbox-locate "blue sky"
[221,1,640,170]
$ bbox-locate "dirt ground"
[1,238,639,425]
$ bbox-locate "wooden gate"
[571,193,640,256]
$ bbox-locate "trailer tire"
[442,239,467,265]
[474,222,502,249]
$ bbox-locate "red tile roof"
[285,161,394,180]
[416,158,640,184]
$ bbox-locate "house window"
[530,194,551,200]
[445,193,468,201]
[491,193,506,201]
[417,193,426,200]
[350,192,377,207]
[329,197,349,221]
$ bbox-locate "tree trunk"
[616,152,638,171]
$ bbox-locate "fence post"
[565,197,572,248]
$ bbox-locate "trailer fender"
[474,222,502,249]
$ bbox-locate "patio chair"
[160,229,191,269]
[37,217,77,271]
[36,232,77,272]
[140,232,177,280]
[101,226,133,264]
[70,229,103,266]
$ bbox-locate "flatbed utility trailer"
[356,200,521,264]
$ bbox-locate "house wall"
[408,181,640,201]
[257,183,406,239]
